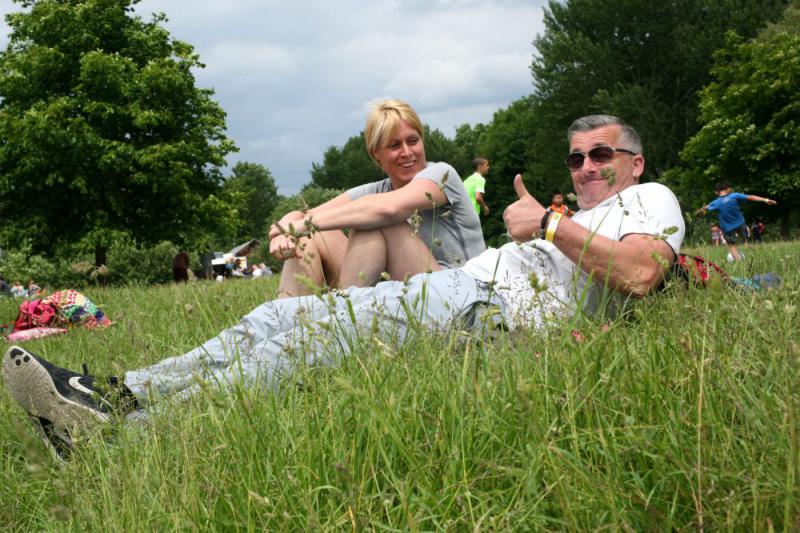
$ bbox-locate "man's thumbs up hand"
[513,173,531,199]
[503,174,547,242]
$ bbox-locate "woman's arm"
[301,177,447,232]
[269,191,353,241]
[268,192,353,260]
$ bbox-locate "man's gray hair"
[567,115,642,154]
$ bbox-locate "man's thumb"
[513,174,530,198]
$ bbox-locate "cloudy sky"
[1,1,547,194]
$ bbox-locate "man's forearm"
[549,217,674,297]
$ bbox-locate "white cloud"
[1,0,547,194]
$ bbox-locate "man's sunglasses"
[566,146,637,170]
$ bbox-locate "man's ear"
[632,154,645,181]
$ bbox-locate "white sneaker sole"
[2,347,111,446]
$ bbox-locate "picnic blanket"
[42,290,111,328]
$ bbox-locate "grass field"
[1,241,798,530]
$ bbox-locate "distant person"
[9,281,26,298]
[200,248,214,280]
[0,276,10,296]
[548,191,574,217]
[269,99,484,298]
[27,280,41,298]
[710,224,724,246]
[463,157,490,217]
[695,182,776,261]
[172,250,190,283]
[751,218,766,244]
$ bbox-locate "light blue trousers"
[123,270,494,403]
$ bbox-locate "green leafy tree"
[529,0,788,186]
[452,122,489,178]
[669,32,800,237]
[310,133,383,190]
[758,0,800,39]
[222,162,280,241]
[0,0,236,264]
[421,125,462,172]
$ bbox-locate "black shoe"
[2,346,137,461]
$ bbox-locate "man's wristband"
[540,209,553,239]
[545,212,563,242]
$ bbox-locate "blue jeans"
[124,270,494,403]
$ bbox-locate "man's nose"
[582,154,600,171]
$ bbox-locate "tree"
[310,132,383,191]
[529,0,789,188]
[0,0,236,264]
[669,32,800,237]
[222,162,280,241]
[452,122,489,178]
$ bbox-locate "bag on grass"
[672,254,728,287]
[13,299,58,331]
[672,254,781,291]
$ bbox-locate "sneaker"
[2,346,137,461]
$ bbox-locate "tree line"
[0,0,798,285]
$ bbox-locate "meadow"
[0,241,798,531]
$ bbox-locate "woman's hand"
[269,211,307,261]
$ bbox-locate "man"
[695,183,776,261]
[2,115,685,460]
[172,250,190,283]
[463,157,490,216]
[548,191,573,217]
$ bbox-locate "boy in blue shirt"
[696,182,776,261]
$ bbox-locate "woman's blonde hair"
[364,99,424,163]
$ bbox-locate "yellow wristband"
[545,212,562,242]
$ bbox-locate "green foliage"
[529,0,789,186]
[0,0,236,258]
[668,32,800,235]
[222,162,280,242]
[420,125,463,172]
[0,237,203,289]
[758,0,800,39]
[310,132,384,190]
[104,237,185,285]
[0,246,59,288]
[452,122,489,179]
[0,243,798,529]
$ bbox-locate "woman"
[269,99,485,298]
